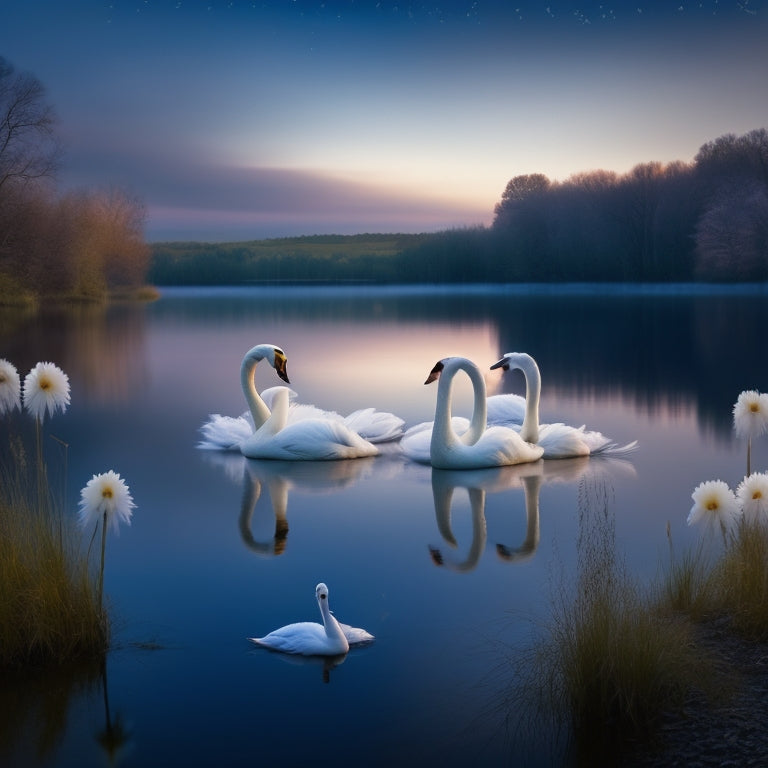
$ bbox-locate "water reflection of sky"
[1,285,765,766]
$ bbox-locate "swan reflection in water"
[255,649,350,684]
[200,451,382,556]
[429,456,637,572]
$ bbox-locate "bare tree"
[0,57,61,192]
[695,181,768,280]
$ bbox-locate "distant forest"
[151,128,768,286]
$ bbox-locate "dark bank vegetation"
[0,57,152,306]
[151,127,768,286]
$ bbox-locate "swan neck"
[432,359,487,450]
[518,357,541,443]
[318,595,349,649]
[241,354,271,429]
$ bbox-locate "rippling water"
[1,284,766,767]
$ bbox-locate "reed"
[0,443,108,668]
[714,520,768,640]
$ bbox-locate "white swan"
[401,357,544,470]
[240,386,380,460]
[490,352,638,459]
[248,582,373,656]
[198,343,404,451]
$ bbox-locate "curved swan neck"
[240,352,271,429]
[516,354,541,444]
[432,358,487,450]
[317,591,349,650]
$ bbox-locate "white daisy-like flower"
[732,390,768,440]
[687,479,740,532]
[736,472,768,525]
[0,359,21,414]
[78,470,135,534]
[22,361,71,421]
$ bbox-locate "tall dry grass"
[0,438,107,668]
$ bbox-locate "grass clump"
[520,480,721,758]
[0,442,107,668]
[714,521,768,640]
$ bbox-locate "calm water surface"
[2,284,767,767]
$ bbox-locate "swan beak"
[490,358,510,371]
[273,352,290,383]
[424,360,444,385]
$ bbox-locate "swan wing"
[536,423,638,458]
[431,426,543,470]
[241,418,379,461]
[402,417,472,463]
[198,413,253,450]
[344,408,405,443]
[337,621,375,646]
[486,393,527,426]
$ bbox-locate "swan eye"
[320,594,326,600]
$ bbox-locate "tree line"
[2,54,766,293]
[152,127,768,286]
[0,57,150,304]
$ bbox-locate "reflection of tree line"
[0,303,148,406]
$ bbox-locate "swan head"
[244,344,291,383]
[490,352,534,374]
[316,582,329,601]
[424,360,445,385]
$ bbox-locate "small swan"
[402,357,544,470]
[490,352,638,459]
[248,582,373,656]
[199,344,404,451]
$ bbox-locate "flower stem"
[98,511,107,616]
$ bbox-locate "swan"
[248,582,373,656]
[241,386,380,460]
[198,343,404,451]
[401,357,544,470]
[490,352,638,459]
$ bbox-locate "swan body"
[490,352,637,459]
[198,344,401,459]
[248,583,373,656]
[241,386,379,460]
[402,357,543,470]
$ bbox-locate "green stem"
[99,511,107,616]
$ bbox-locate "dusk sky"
[3,1,767,242]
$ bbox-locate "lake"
[2,283,767,767]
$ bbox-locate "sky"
[3,1,767,242]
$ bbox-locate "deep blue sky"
[3,1,767,241]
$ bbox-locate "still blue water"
[1,284,767,766]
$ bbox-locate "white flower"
[732,390,768,440]
[78,471,135,534]
[687,479,740,532]
[0,359,21,414]
[22,361,70,421]
[736,472,768,525]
